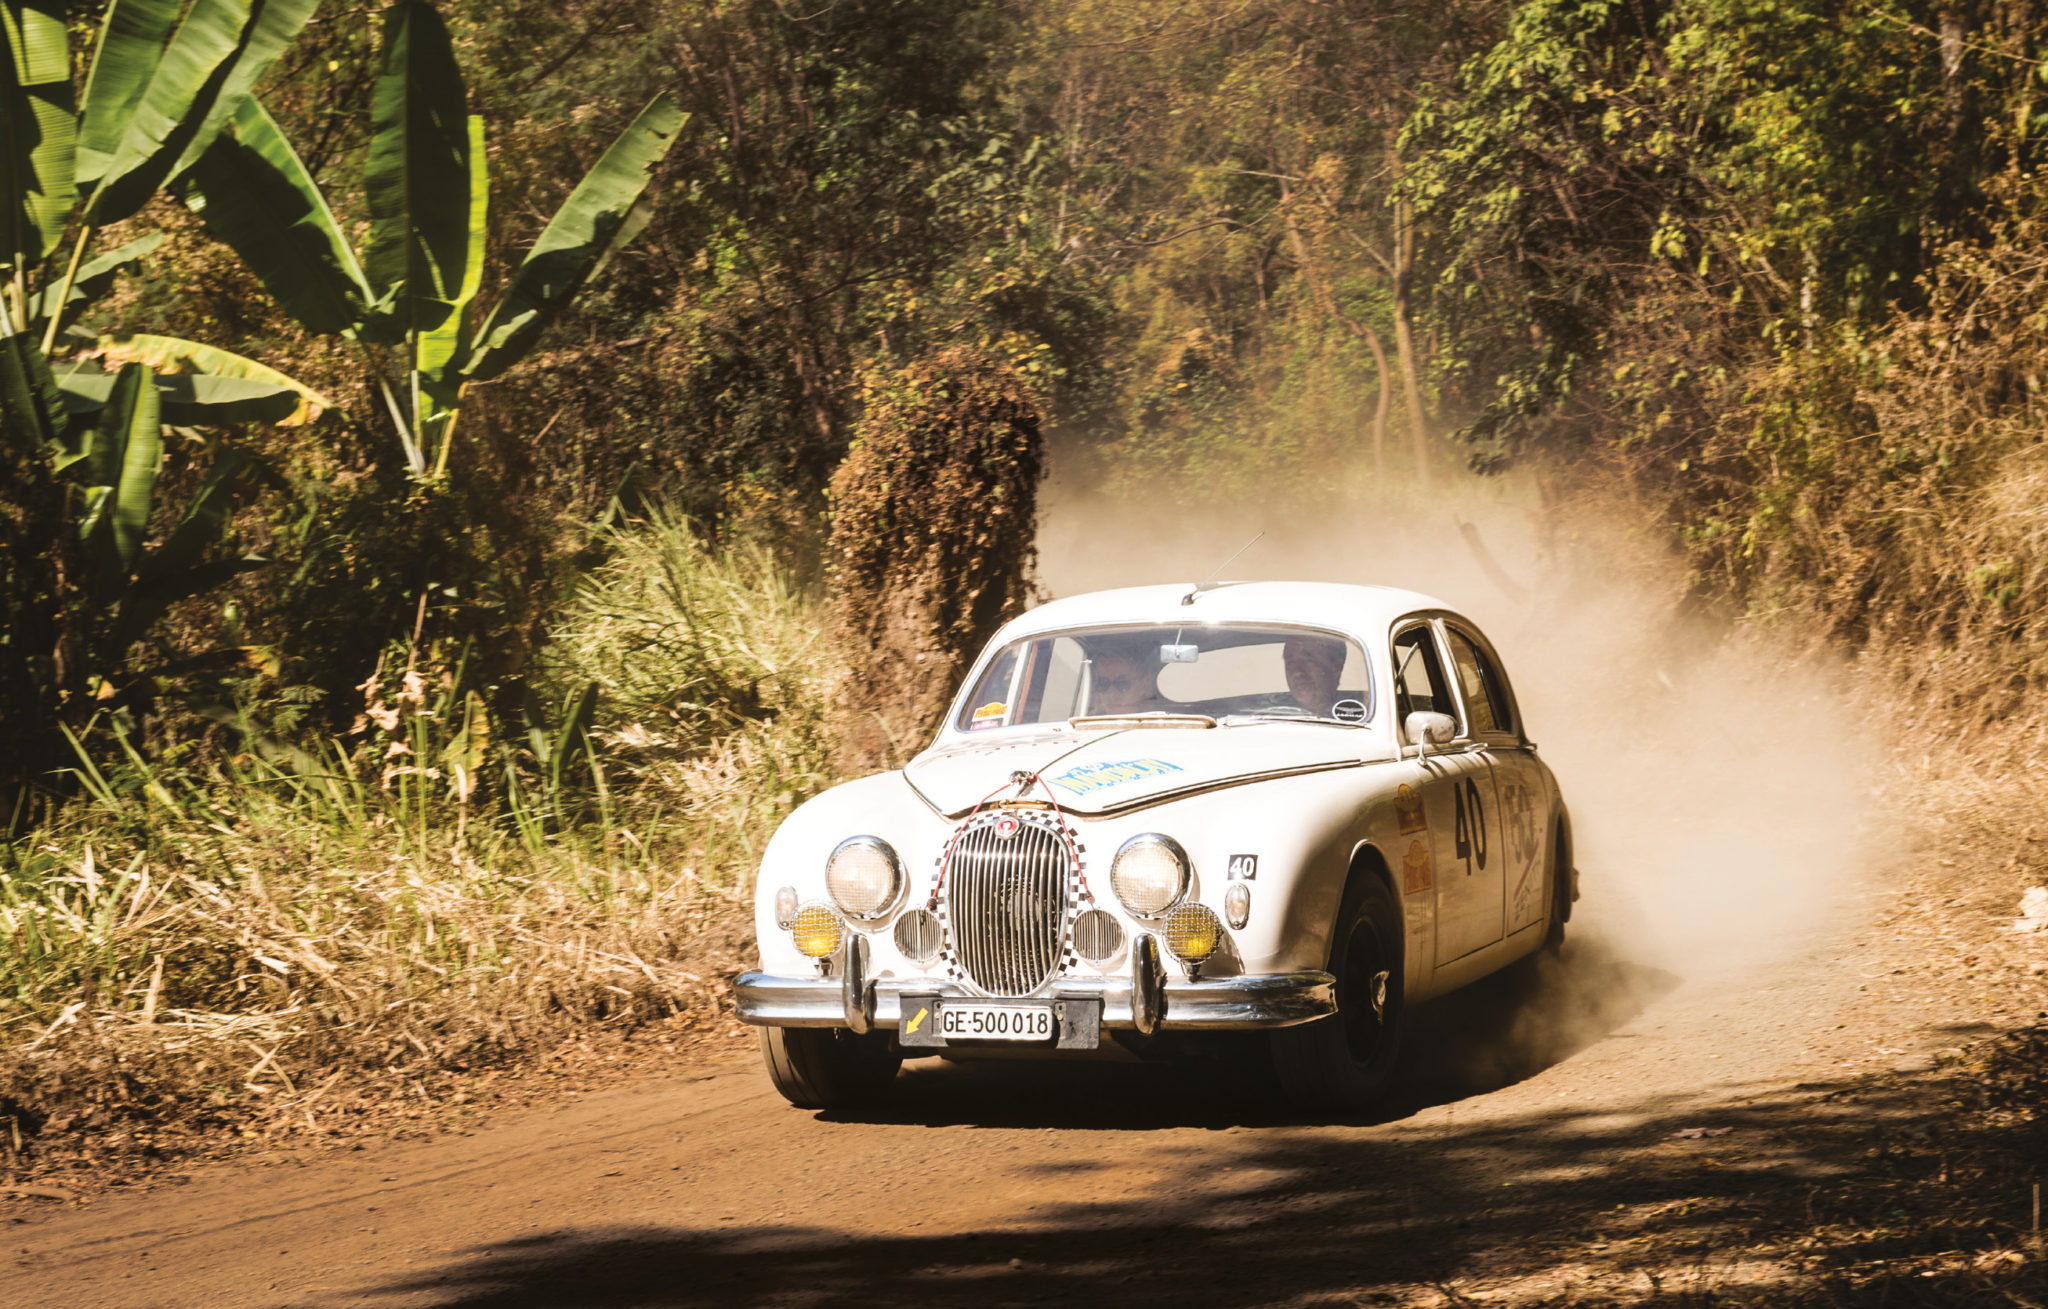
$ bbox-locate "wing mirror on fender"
[1404,711,1457,757]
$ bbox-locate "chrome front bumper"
[736,935,1335,1039]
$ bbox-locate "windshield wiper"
[1218,712,1368,728]
[1068,712,1218,730]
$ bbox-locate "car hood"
[903,722,1385,818]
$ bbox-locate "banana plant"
[0,0,317,738]
[178,0,687,481]
[1,0,317,360]
[0,0,317,462]
[75,361,272,655]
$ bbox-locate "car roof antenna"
[1181,531,1264,605]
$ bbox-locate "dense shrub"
[827,348,1043,767]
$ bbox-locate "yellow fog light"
[791,902,844,959]
[1164,903,1221,965]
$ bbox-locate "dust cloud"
[1034,459,1880,987]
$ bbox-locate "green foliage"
[543,504,827,739]
[537,506,837,839]
[986,1,1465,498]
[180,0,685,481]
[1401,0,2001,457]
[0,0,318,807]
[179,98,371,337]
[437,0,1109,521]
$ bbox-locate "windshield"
[953,624,1373,732]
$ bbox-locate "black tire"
[758,1026,902,1109]
[1543,832,1571,956]
[1270,870,1406,1114]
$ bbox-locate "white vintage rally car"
[736,581,1576,1111]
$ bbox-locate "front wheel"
[1543,845,1571,956]
[1270,872,1406,1114]
[758,1026,902,1109]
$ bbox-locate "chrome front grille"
[947,814,1070,996]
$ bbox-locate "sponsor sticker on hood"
[1046,757,1183,797]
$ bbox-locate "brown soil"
[3,808,2044,1307]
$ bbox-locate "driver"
[1086,645,1154,714]
[1282,634,1347,715]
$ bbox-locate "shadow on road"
[330,949,2045,1307]
[819,937,1677,1132]
[340,1068,2042,1307]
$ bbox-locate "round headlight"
[791,902,844,958]
[825,836,902,921]
[1164,902,1222,964]
[1111,833,1189,918]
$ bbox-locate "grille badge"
[993,814,1021,840]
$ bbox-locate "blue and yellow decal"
[1047,757,1184,797]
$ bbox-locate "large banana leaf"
[183,98,372,338]
[78,362,162,589]
[87,0,252,225]
[97,332,334,425]
[0,0,78,268]
[23,232,166,332]
[168,0,319,180]
[58,367,299,426]
[0,328,65,452]
[416,113,486,384]
[74,0,182,189]
[363,1,473,352]
[466,95,685,384]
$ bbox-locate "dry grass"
[0,512,836,1179]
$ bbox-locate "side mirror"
[1404,710,1457,755]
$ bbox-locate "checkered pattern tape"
[926,807,1086,993]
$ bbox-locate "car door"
[1390,620,1504,965]
[1444,623,1549,937]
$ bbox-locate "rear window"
[1447,628,1513,736]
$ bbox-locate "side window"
[957,647,1019,731]
[1390,624,1456,732]
[1446,629,1513,737]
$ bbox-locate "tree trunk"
[1360,323,1391,484]
[1280,182,1390,484]
[1391,194,1431,489]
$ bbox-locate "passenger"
[1087,646,1155,715]
[1282,634,1347,715]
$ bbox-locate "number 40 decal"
[1453,777,1488,874]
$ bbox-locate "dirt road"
[8,871,2021,1309]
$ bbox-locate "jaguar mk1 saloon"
[736,581,1576,1111]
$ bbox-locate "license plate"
[940,1002,1054,1042]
